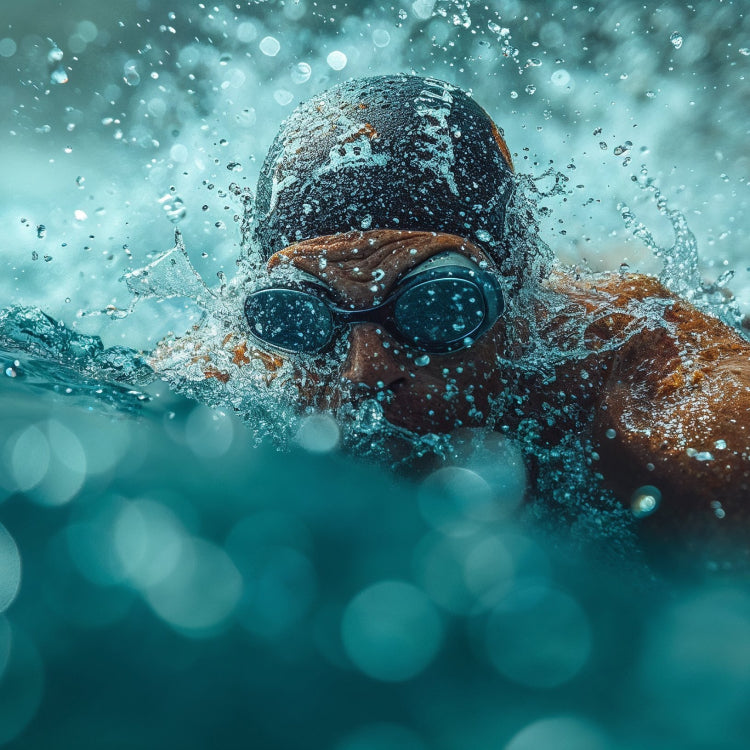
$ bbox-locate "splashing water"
[619,168,746,332]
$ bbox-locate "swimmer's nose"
[338,324,406,390]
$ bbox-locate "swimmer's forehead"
[265,230,492,306]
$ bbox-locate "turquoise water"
[2,1,750,748]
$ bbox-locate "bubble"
[184,405,235,458]
[295,414,340,454]
[274,89,293,106]
[670,31,683,50]
[341,581,443,681]
[169,143,188,162]
[485,585,591,688]
[259,36,280,57]
[0,38,17,58]
[506,716,612,750]
[145,536,243,635]
[236,108,257,127]
[290,62,312,84]
[550,69,571,87]
[0,526,21,614]
[237,21,258,43]
[76,20,98,43]
[372,29,391,47]
[327,50,347,70]
[631,485,661,518]
[411,0,436,20]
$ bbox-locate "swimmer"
[154,74,750,563]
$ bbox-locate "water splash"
[619,168,745,331]
[0,307,154,414]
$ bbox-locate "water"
[2,1,750,748]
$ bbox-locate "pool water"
[1,1,750,748]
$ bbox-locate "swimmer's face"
[259,230,508,434]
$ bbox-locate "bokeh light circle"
[341,580,442,682]
[485,585,591,688]
[0,524,21,614]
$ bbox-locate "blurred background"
[1,1,750,748]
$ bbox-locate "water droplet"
[372,29,391,47]
[290,61,311,84]
[47,44,63,65]
[670,31,683,50]
[605,428,616,439]
[414,355,431,367]
[326,50,347,70]
[0,37,17,58]
[158,194,186,224]
[599,141,608,150]
[273,89,293,106]
[645,90,656,98]
[524,84,536,95]
[123,61,140,86]
[714,439,727,450]
[740,48,750,57]
[50,67,69,85]
[259,36,280,56]
[631,486,661,518]
[36,224,46,239]
[294,414,340,454]
[550,69,571,87]
[226,162,242,172]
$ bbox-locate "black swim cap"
[252,74,514,260]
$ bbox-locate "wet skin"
[261,229,750,560]
[265,229,512,434]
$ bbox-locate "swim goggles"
[244,255,504,355]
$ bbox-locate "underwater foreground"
[1,374,750,750]
[2,0,750,747]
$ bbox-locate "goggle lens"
[394,278,485,348]
[245,266,501,355]
[245,288,333,352]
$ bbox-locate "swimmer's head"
[249,229,512,435]
[252,74,515,264]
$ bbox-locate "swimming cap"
[252,74,514,260]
